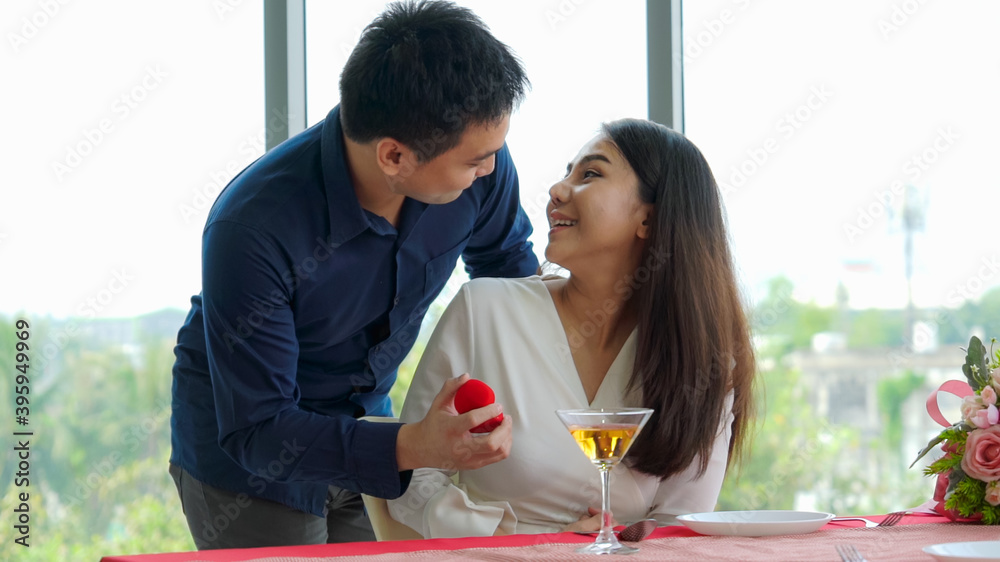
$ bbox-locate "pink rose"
[972,404,999,429]
[986,482,1000,507]
[963,395,984,424]
[984,386,999,406]
[962,426,1000,481]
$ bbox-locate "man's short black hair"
[339,0,529,161]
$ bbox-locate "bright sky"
[683,0,1000,312]
[2,0,998,320]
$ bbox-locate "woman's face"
[544,134,652,271]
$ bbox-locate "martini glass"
[555,407,654,555]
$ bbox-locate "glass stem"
[596,465,619,544]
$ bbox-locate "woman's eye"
[583,169,600,179]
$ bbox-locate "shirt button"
[393,297,400,306]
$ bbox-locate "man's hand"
[396,374,513,471]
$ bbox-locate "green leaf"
[911,425,968,468]
[912,434,948,468]
[963,336,991,390]
[946,476,985,517]
[925,453,961,475]
[948,466,969,496]
[983,504,1000,525]
[991,338,1000,370]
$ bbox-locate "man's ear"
[375,138,412,177]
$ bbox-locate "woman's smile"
[548,211,578,235]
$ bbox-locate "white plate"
[676,510,835,537]
[923,541,1000,561]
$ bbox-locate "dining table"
[100,512,999,561]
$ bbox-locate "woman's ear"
[636,206,654,240]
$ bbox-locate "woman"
[387,118,757,538]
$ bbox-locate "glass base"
[575,539,640,555]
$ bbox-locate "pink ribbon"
[926,380,974,427]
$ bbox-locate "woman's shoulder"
[461,275,549,301]
[452,276,554,322]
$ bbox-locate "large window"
[4,0,265,318]
[306,0,648,263]
[5,2,998,557]
[2,1,264,558]
[684,0,1000,513]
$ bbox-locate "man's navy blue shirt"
[170,106,538,517]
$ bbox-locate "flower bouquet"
[913,336,1000,523]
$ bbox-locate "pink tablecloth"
[101,513,991,561]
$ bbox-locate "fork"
[831,517,877,528]
[877,510,908,527]
[835,543,869,562]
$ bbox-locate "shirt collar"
[321,105,372,245]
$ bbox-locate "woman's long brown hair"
[603,118,757,479]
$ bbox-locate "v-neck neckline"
[533,277,637,407]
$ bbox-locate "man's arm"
[200,220,407,498]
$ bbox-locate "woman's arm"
[387,283,517,538]
[389,466,516,537]
[647,391,736,524]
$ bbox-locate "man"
[169,0,537,549]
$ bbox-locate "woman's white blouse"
[387,276,733,538]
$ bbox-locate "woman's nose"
[548,180,571,205]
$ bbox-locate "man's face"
[387,115,511,204]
